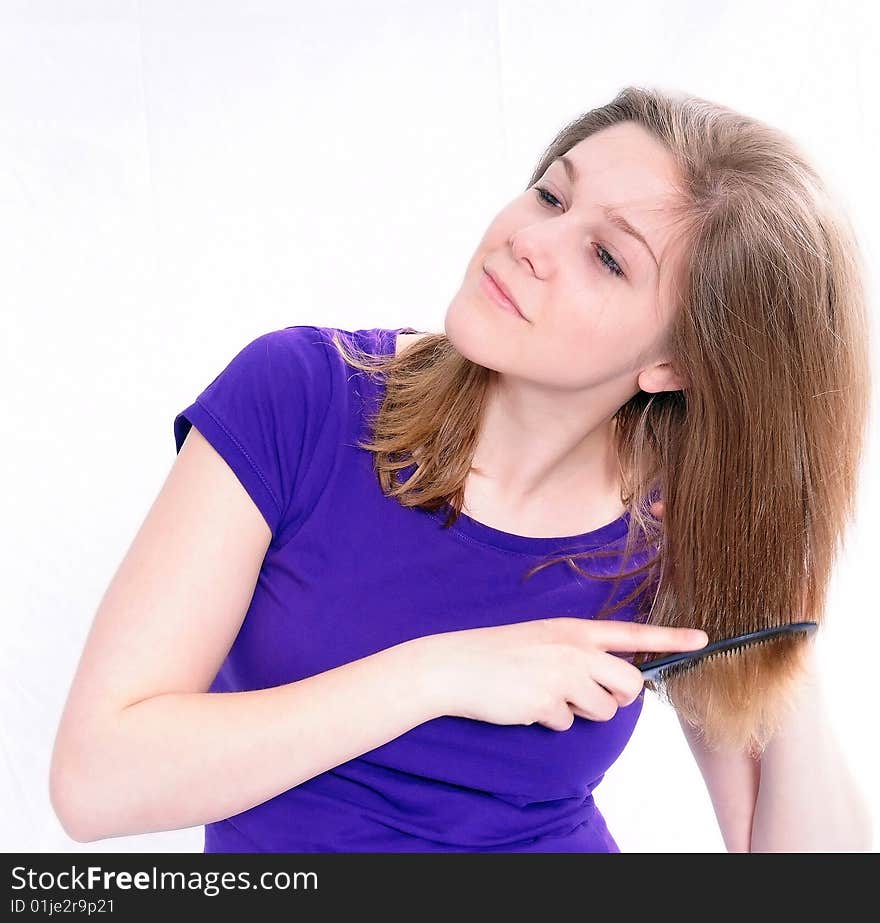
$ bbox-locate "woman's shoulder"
[394,330,436,357]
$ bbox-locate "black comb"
[638,621,818,683]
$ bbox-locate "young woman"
[49,86,872,853]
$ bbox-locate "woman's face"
[446,121,686,395]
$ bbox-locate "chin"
[443,302,508,375]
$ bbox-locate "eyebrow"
[554,154,659,271]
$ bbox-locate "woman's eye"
[535,186,563,210]
[532,186,625,279]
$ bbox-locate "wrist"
[395,633,453,722]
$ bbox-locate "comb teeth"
[649,635,777,683]
[638,621,817,684]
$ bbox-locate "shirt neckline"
[375,326,631,555]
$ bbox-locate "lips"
[483,266,527,319]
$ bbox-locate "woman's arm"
[50,635,444,842]
[650,500,872,851]
[676,713,760,852]
[681,644,872,852]
[750,647,874,852]
[49,426,447,843]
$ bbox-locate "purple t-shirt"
[173,325,651,853]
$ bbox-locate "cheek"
[555,297,628,350]
[540,310,648,386]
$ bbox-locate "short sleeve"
[173,325,335,545]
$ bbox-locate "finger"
[568,684,620,722]
[542,703,577,732]
[650,499,666,519]
[572,652,645,708]
[583,619,709,654]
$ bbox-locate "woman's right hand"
[421,617,709,731]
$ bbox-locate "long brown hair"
[330,85,871,757]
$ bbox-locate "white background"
[3,0,877,853]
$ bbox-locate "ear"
[638,361,689,394]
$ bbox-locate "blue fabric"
[173,325,650,852]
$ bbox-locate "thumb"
[650,499,666,519]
